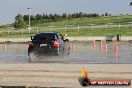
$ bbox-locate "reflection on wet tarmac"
[0,41,132,64]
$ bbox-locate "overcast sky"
[0,0,132,25]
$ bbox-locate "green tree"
[79,12,84,18]
[62,13,67,19]
[35,14,43,20]
[14,14,27,29]
[105,12,108,16]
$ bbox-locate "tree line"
[23,12,110,21]
[14,12,110,29]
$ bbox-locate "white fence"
[1,23,132,35]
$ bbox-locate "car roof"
[37,32,60,34]
[35,32,60,35]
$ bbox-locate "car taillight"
[53,41,59,47]
[29,43,36,48]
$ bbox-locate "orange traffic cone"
[82,67,88,77]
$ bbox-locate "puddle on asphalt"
[0,41,132,64]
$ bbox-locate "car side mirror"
[64,39,69,42]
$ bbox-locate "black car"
[28,32,70,58]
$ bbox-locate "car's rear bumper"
[28,47,60,55]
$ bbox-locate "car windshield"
[32,33,56,43]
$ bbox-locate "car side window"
[55,34,59,40]
[57,34,63,41]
